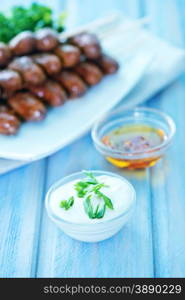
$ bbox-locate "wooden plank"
[144,0,185,277]
[0,160,46,277]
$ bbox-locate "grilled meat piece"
[9,31,35,56]
[29,80,67,106]
[0,42,12,67]
[35,28,59,51]
[55,44,81,67]
[54,70,87,98]
[9,56,46,86]
[95,54,119,74]
[8,92,46,121]
[74,62,103,85]
[68,32,101,59]
[0,105,20,135]
[0,70,23,92]
[32,53,62,75]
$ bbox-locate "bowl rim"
[45,170,136,226]
[91,106,176,158]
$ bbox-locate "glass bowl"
[45,170,136,242]
[92,107,176,169]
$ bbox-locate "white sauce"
[49,175,135,224]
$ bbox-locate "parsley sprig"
[60,196,74,210]
[59,171,114,219]
[0,3,66,43]
[84,195,106,219]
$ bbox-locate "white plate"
[0,53,150,161]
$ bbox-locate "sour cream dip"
[46,171,136,242]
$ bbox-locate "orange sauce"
[102,124,166,169]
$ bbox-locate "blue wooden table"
[1,0,185,278]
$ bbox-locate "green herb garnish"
[60,196,74,210]
[84,171,98,185]
[94,190,113,210]
[74,181,89,198]
[83,195,106,219]
[74,172,100,197]
[94,203,106,219]
[0,3,66,43]
[59,171,114,219]
[84,195,95,219]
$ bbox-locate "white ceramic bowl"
[45,170,136,242]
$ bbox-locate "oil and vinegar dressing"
[102,124,166,169]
